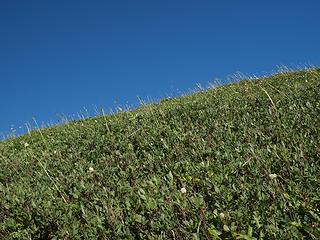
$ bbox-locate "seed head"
[269,173,277,180]
[180,187,187,194]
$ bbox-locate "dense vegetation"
[1,69,319,239]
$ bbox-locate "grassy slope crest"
[0,69,320,239]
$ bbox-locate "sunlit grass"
[0,68,320,239]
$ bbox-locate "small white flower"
[89,167,95,173]
[180,187,187,194]
[219,212,225,219]
[269,173,277,180]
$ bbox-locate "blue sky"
[1,0,320,137]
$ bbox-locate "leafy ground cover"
[0,69,320,239]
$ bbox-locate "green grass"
[1,69,320,239]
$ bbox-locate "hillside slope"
[1,69,320,239]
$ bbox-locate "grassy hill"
[1,69,320,239]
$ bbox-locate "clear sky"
[1,0,320,137]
